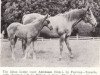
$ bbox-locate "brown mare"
[23,7,97,60]
[7,14,53,60]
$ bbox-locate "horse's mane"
[59,8,87,21]
[31,17,43,24]
[29,15,47,25]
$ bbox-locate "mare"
[23,7,97,60]
[7,14,53,60]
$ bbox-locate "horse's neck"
[64,9,85,23]
[32,21,44,32]
[72,18,82,28]
[67,19,81,29]
[64,12,83,28]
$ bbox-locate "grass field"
[0,38,100,67]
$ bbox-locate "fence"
[37,36,100,41]
[1,36,100,42]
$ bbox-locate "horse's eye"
[88,13,91,16]
[47,20,50,24]
[87,12,91,15]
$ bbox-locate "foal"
[7,14,52,60]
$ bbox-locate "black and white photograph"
[0,0,100,67]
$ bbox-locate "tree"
[1,0,100,37]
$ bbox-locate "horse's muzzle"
[49,26,53,30]
[47,20,50,24]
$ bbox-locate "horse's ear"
[42,14,49,22]
[87,6,90,11]
[85,1,90,10]
[44,14,49,19]
[48,14,51,18]
[45,14,51,18]
[86,5,91,11]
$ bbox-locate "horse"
[23,7,97,60]
[7,14,53,60]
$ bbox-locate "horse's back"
[7,22,22,30]
[7,22,22,38]
[23,13,44,25]
[49,15,68,31]
[49,15,67,28]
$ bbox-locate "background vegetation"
[1,0,100,37]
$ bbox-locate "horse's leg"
[10,38,17,60]
[10,39,15,60]
[59,34,65,60]
[22,39,26,55]
[14,36,17,45]
[31,41,36,60]
[23,38,32,59]
[65,35,73,58]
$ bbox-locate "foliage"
[1,0,100,37]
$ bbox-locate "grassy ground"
[0,38,100,67]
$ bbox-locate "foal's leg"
[32,41,36,60]
[59,34,65,60]
[10,37,17,60]
[22,39,26,55]
[23,38,32,59]
[65,35,73,58]
[10,39,15,60]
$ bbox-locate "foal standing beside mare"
[23,7,97,60]
[7,14,52,60]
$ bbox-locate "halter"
[72,9,86,28]
[72,9,89,28]
[72,18,82,28]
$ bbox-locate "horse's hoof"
[12,57,16,61]
[59,58,61,61]
[12,56,16,60]
[58,57,62,61]
[32,56,36,60]
[33,57,36,60]
[22,57,27,60]
[70,54,74,58]
[22,52,25,55]
[28,55,31,58]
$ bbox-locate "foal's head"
[42,14,53,30]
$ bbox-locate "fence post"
[76,34,78,40]
[42,38,43,42]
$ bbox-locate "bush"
[1,0,100,37]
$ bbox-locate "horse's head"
[82,7,97,28]
[43,14,53,30]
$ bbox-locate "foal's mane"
[60,8,87,21]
